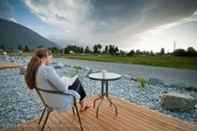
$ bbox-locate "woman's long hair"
[25,48,52,89]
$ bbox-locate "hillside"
[0,18,57,50]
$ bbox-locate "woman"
[25,48,90,111]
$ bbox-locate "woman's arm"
[45,66,80,100]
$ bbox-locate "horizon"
[0,0,197,52]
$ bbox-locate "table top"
[88,72,122,81]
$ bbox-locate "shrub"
[136,77,150,90]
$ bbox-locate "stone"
[123,74,131,80]
[149,78,164,86]
[160,92,195,111]
[84,67,90,71]
[64,64,71,67]
[53,63,64,69]
[0,55,9,62]
[185,86,197,92]
[19,65,27,75]
[195,104,197,109]
[8,57,16,62]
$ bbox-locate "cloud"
[24,0,92,41]
[158,9,197,31]
[23,0,197,50]
[0,0,15,19]
[122,10,197,52]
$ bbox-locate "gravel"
[0,56,196,130]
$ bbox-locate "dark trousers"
[68,78,86,101]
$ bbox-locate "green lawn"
[61,54,197,70]
[4,52,197,70]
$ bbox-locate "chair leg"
[40,109,51,131]
[38,107,46,124]
[74,102,83,131]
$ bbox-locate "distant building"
[3,51,7,55]
[69,50,75,54]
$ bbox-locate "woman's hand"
[72,74,78,81]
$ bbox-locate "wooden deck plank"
[81,108,116,131]
[7,96,197,131]
[113,97,195,130]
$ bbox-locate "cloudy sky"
[0,0,197,52]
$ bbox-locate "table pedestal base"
[89,77,121,119]
[93,95,118,119]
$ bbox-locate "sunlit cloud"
[121,9,197,52]
[19,0,197,51]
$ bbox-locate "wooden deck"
[0,63,21,70]
[7,96,197,131]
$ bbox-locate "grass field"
[4,52,197,70]
[62,54,197,70]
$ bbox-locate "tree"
[136,49,142,55]
[109,45,115,55]
[50,47,60,54]
[150,51,154,56]
[173,49,187,56]
[18,45,23,50]
[97,44,102,52]
[93,45,97,54]
[64,45,84,54]
[187,47,197,56]
[115,46,119,55]
[127,50,135,56]
[85,46,91,54]
[107,44,119,55]
[23,45,29,52]
[160,48,165,55]
[104,45,109,54]
[79,47,84,53]
[173,47,197,57]
[0,44,5,50]
[93,44,102,54]
[64,47,69,54]
[119,50,126,56]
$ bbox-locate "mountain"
[51,38,87,49]
[0,18,57,50]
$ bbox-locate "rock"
[64,64,71,67]
[0,55,9,62]
[53,63,64,69]
[160,92,195,111]
[149,78,164,86]
[130,77,137,82]
[185,86,197,92]
[8,57,16,62]
[84,67,90,71]
[19,65,27,75]
[123,74,131,80]
[194,104,197,109]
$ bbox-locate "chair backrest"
[34,79,75,111]
[34,87,48,107]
